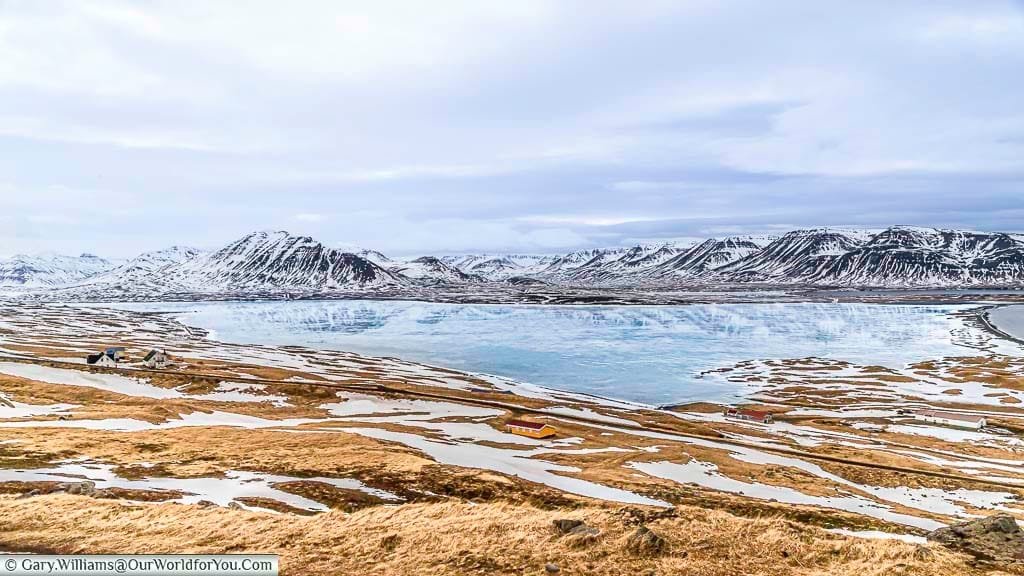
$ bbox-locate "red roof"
[506,419,548,430]
[725,408,772,421]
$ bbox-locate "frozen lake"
[107,301,989,405]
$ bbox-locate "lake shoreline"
[983,304,1024,346]
[14,282,1024,308]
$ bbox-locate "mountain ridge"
[0,253,115,288]
[9,225,1024,297]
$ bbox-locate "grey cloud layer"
[0,0,1021,257]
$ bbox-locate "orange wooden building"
[505,419,557,439]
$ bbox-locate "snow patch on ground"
[339,426,669,508]
[827,528,927,544]
[0,462,398,511]
[541,406,636,426]
[887,424,1023,446]
[0,411,325,432]
[0,392,76,419]
[628,459,944,531]
[0,362,182,399]
[192,381,291,407]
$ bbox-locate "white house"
[86,352,117,367]
[912,409,986,430]
[142,349,169,369]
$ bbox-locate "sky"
[1,0,1022,258]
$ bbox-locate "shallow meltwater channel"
[105,301,995,406]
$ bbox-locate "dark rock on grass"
[567,526,602,547]
[380,534,401,552]
[626,526,668,556]
[58,481,96,496]
[552,519,585,534]
[553,518,602,547]
[927,513,1024,563]
[568,525,601,538]
[544,563,560,573]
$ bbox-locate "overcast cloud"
[1,0,1022,257]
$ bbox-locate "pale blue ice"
[103,301,997,406]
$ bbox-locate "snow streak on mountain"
[718,228,1024,287]
[165,231,404,291]
[387,257,476,284]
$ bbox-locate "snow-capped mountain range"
[439,254,556,281]
[5,226,1024,298]
[0,253,115,288]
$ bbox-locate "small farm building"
[105,347,127,361]
[912,410,986,430]
[505,419,557,439]
[724,407,774,424]
[86,352,117,367]
[143,349,169,369]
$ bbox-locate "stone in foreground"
[927,513,1024,563]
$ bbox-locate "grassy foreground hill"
[0,497,991,576]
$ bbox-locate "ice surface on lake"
[989,305,1024,341]
[109,301,993,405]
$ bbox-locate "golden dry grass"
[0,496,995,576]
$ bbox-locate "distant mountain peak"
[175,230,403,291]
[0,253,115,288]
[358,249,392,264]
